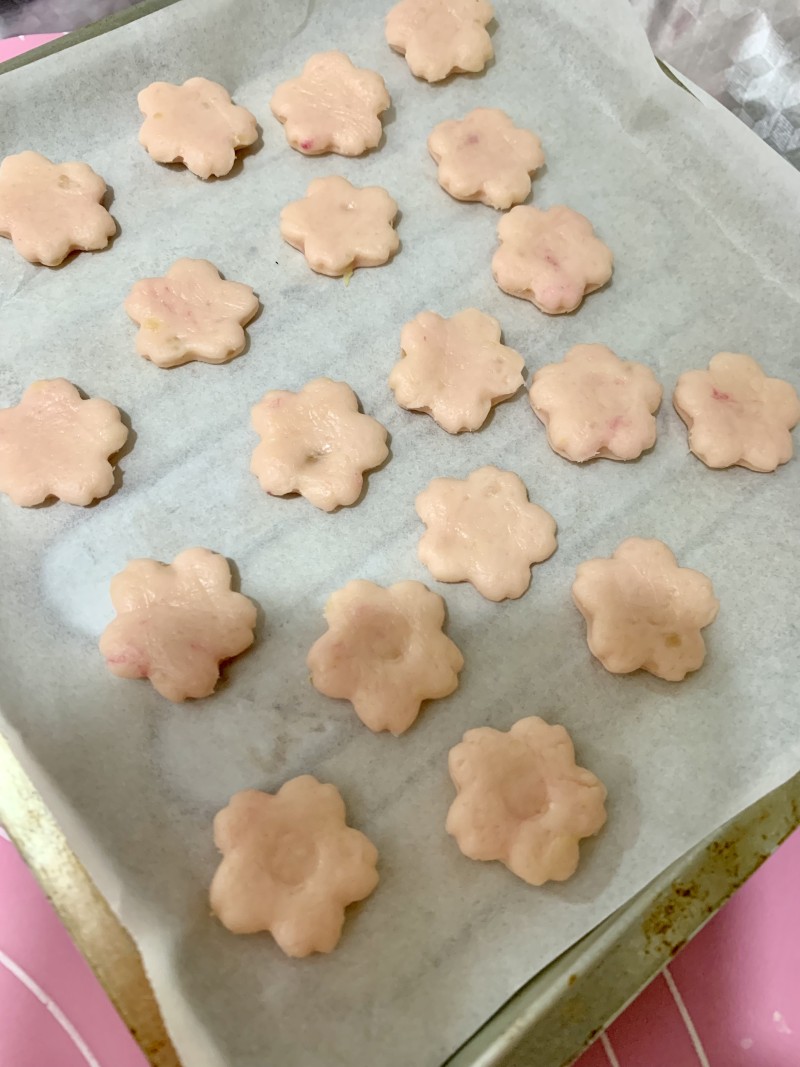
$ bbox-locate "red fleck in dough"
[0,379,128,507]
[307,579,464,735]
[572,538,719,681]
[124,258,258,368]
[492,205,613,314]
[416,466,557,601]
[0,151,115,266]
[99,548,257,702]
[428,109,544,210]
[210,776,379,957]
[386,0,494,83]
[271,52,390,157]
[280,175,399,277]
[389,308,525,433]
[529,344,663,462]
[137,77,258,179]
[250,378,388,511]
[673,352,800,472]
[447,716,607,885]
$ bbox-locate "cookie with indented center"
[124,258,258,368]
[210,776,379,957]
[250,378,388,511]
[99,548,257,702]
[428,109,544,210]
[271,51,390,156]
[673,352,800,472]
[529,344,662,462]
[137,77,258,179]
[307,579,464,735]
[572,538,719,681]
[492,205,613,314]
[447,716,607,886]
[280,176,399,276]
[416,467,556,601]
[0,379,128,507]
[386,0,494,82]
[0,151,115,266]
[389,309,524,433]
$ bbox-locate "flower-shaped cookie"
[492,205,613,315]
[428,109,544,210]
[137,77,258,179]
[446,716,607,886]
[0,151,115,266]
[210,776,379,957]
[250,378,388,511]
[124,258,259,369]
[529,344,663,463]
[416,467,557,601]
[389,309,525,433]
[572,538,719,682]
[99,548,257,702]
[280,176,399,277]
[270,51,391,156]
[673,352,800,473]
[307,580,464,735]
[385,0,494,83]
[0,379,128,507]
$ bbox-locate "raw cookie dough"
[280,176,399,277]
[572,538,719,682]
[529,344,663,462]
[99,548,257,702]
[415,466,557,601]
[307,579,464,735]
[0,379,128,507]
[447,716,607,885]
[389,308,524,433]
[385,0,494,83]
[137,77,258,179]
[124,258,259,368]
[492,205,613,314]
[270,51,390,156]
[673,352,800,472]
[0,151,115,266]
[210,776,379,957]
[250,378,388,511]
[428,108,544,210]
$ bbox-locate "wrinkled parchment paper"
[1,2,799,1065]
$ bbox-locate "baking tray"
[2,4,799,1066]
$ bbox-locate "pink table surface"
[0,33,64,62]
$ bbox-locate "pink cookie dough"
[386,0,494,83]
[415,466,557,601]
[492,205,613,314]
[447,716,607,886]
[0,379,128,507]
[210,776,379,957]
[271,51,390,156]
[124,258,259,368]
[389,308,525,433]
[137,77,258,179]
[307,579,464,735]
[250,378,388,511]
[529,344,663,462]
[280,175,399,277]
[99,547,257,702]
[572,538,719,682]
[428,108,544,210]
[0,150,115,266]
[673,352,800,472]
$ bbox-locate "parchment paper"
[1,2,799,1065]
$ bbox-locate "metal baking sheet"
[1,1,799,1066]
